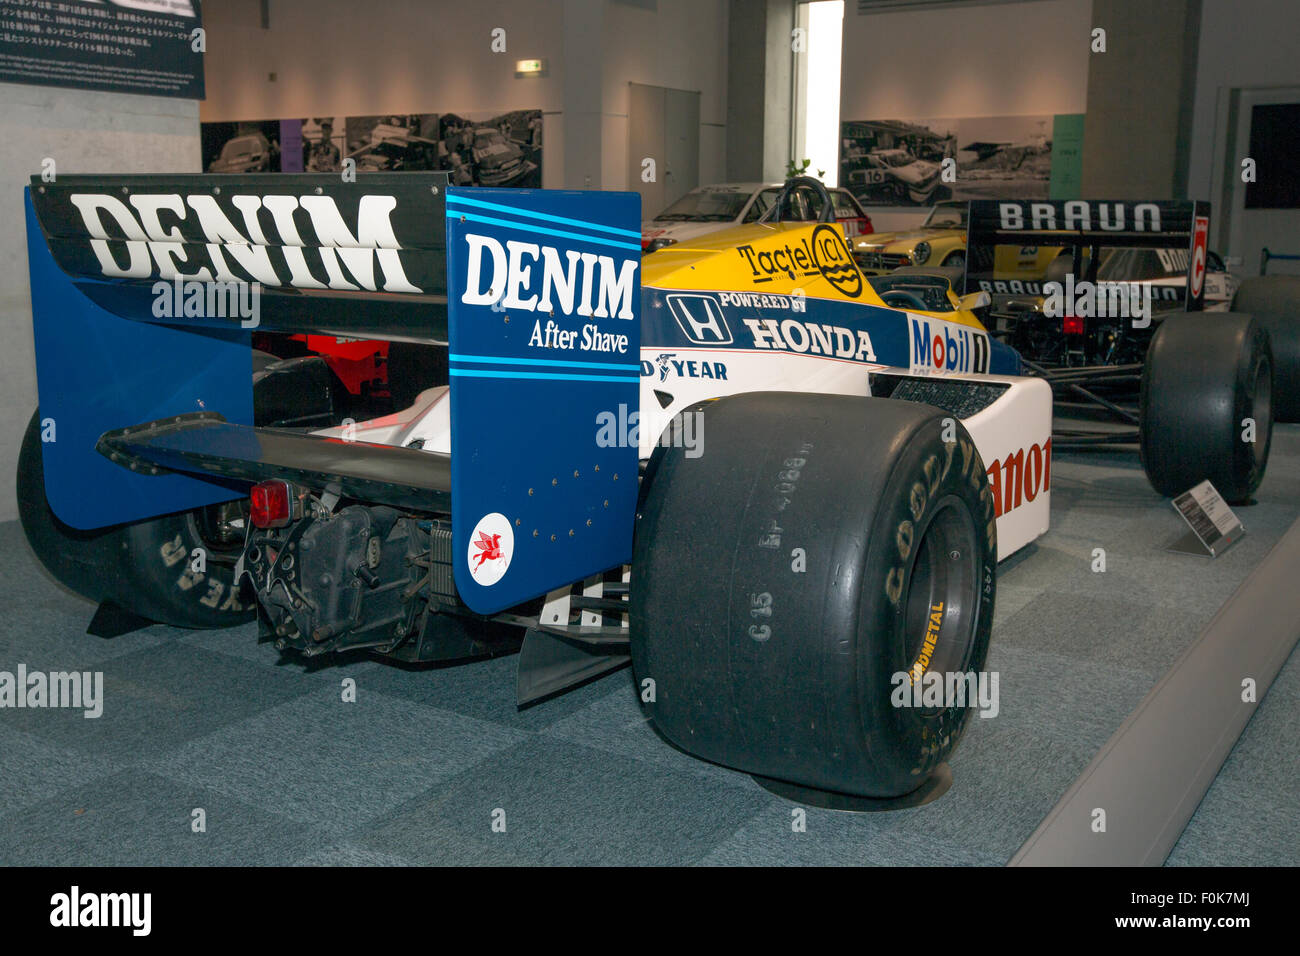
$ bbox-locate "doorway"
[628,82,701,220]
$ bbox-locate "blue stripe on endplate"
[450,368,640,383]
[453,212,641,252]
[451,353,640,372]
[446,193,642,240]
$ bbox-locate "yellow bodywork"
[642,219,989,333]
[852,227,967,274]
[852,225,1063,280]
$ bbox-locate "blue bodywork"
[25,189,252,530]
[444,188,641,614]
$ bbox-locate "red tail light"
[1063,315,1085,336]
[250,480,293,529]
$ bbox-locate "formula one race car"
[959,199,1299,426]
[16,175,1274,807]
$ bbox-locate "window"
[793,1,844,187]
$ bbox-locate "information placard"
[1168,480,1245,557]
[0,0,203,99]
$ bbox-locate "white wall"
[201,0,728,192]
[1187,0,1300,265]
[1,84,200,523]
[600,0,729,190]
[839,0,1091,120]
[200,0,566,119]
[839,0,1091,231]
[1187,0,1300,199]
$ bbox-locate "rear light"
[1063,315,1085,336]
[250,480,295,529]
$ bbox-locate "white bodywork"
[313,346,1052,563]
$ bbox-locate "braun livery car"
[18,176,1275,807]
[962,202,1247,371]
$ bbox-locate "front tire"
[1139,313,1273,503]
[630,393,996,800]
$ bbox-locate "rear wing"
[25,174,641,614]
[963,199,1212,311]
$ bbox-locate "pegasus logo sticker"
[467,512,513,586]
[473,532,503,568]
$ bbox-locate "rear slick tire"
[18,408,254,629]
[630,392,996,800]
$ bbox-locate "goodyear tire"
[630,393,997,799]
[17,409,255,628]
[17,410,124,606]
[1232,276,1300,422]
[1139,313,1273,504]
[15,350,348,627]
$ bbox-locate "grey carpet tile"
[991,582,1047,625]
[697,802,992,866]
[0,770,330,867]
[0,523,175,667]
[0,724,120,820]
[1262,644,1300,703]
[289,842,417,866]
[927,722,1102,863]
[995,523,1290,619]
[993,590,1215,675]
[697,720,1098,866]
[539,676,780,789]
[147,684,528,832]
[1166,783,1300,867]
[977,643,1162,754]
[1,641,316,763]
[282,650,630,732]
[354,735,773,866]
[175,619,301,669]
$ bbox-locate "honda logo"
[665,294,732,344]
